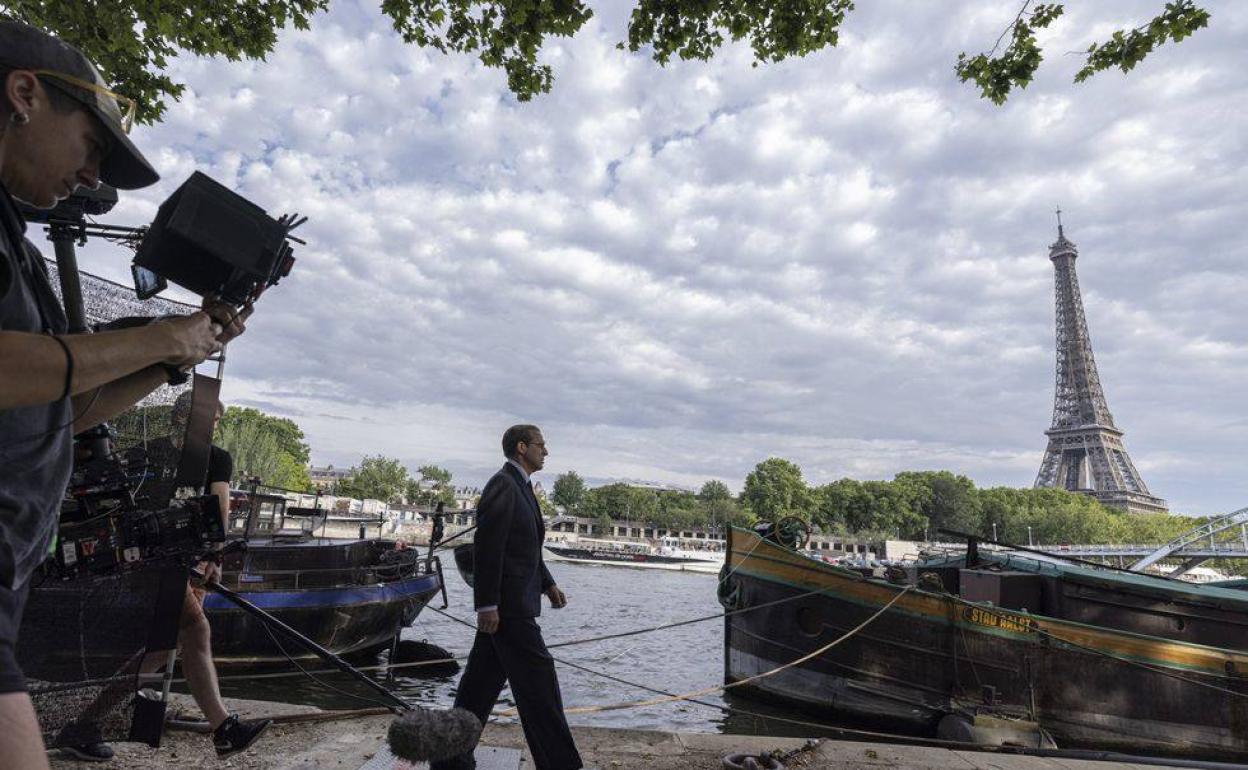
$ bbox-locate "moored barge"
[720,526,1248,761]
[208,536,442,665]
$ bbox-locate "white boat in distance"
[544,536,725,573]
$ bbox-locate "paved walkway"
[47,696,1188,770]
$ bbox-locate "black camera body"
[16,183,118,223]
[55,447,225,577]
[132,172,298,305]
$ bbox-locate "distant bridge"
[1024,505,1248,577]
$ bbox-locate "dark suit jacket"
[473,463,555,618]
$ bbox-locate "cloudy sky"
[60,1,1247,516]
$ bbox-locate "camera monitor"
[132,171,298,305]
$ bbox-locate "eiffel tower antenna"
[1033,220,1168,514]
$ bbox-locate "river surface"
[217,560,816,736]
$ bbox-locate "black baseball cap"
[0,19,159,190]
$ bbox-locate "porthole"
[796,605,824,636]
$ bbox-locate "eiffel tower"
[1034,213,1168,515]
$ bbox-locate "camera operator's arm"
[210,480,230,529]
[71,365,166,433]
[70,298,249,430]
[0,313,221,411]
[198,446,233,584]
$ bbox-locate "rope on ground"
[188,653,469,685]
[166,707,392,733]
[499,584,916,717]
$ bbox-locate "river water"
[218,560,815,736]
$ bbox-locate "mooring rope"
[194,561,856,686]
[497,585,916,717]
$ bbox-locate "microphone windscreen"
[387,707,482,763]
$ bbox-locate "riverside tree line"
[208,407,458,508]
[553,458,1200,546]
[198,406,1200,547]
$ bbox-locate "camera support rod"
[47,222,89,334]
[194,571,411,713]
[39,217,147,335]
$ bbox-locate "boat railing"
[224,557,433,590]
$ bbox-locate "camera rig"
[15,176,349,753]
[16,174,308,578]
[53,439,226,578]
[20,171,305,333]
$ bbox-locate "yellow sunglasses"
[34,69,136,133]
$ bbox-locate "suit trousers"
[434,617,581,770]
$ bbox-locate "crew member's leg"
[493,618,581,770]
[432,630,509,770]
[178,583,271,756]
[0,580,49,769]
[0,693,50,770]
[177,585,228,728]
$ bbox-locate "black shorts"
[0,580,30,693]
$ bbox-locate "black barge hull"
[721,528,1248,761]
[208,538,442,664]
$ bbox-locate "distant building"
[308,464,351,491]
[453,486,480,511]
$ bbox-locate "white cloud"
[53,0,1248,516]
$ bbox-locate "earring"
[10,112,29,126]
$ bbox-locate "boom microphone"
[387,707,482,763]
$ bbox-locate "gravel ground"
[47,696,1150,770]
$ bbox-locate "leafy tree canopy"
[582,482,659,522]
[0,1,1211,123]
[551,471,587,513]
[698,480,732,502]
[214,406,312,491]
[404,464,456,507]
[741,457,811,520]
[339,454,409,504]
[955,1,1210,104]
[535,486,560,517]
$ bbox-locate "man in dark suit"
[434,424,581,770]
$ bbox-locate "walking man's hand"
[478,608,500,634]
[546,585,567,609]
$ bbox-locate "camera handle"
[189,565,410,713]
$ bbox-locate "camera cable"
[254,611,402,711]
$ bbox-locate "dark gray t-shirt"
[0,183,72,590]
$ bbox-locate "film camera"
[132,172,302,305]
[52,434,225,578]
[21,171,303,307]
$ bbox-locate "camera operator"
[64,394,271,762]
[0,21,250,768]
